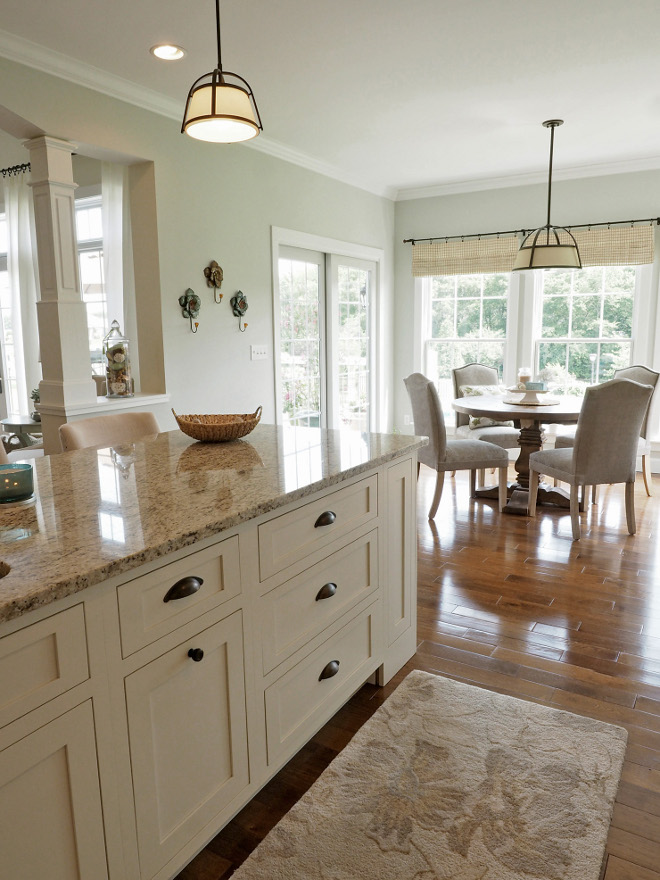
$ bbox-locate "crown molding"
[395,156,660,201]
[4,27,656,205]
[0,28,395,200]
[245,135,395,199]
[0,28,178,119]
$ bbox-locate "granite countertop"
[0,424,426,624]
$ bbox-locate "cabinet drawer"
[258,475,377,580]
[0,605,88,730]
[117,536,240,657]
[265,602,381,767]
[261,530,378,674]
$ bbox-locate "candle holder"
[0,463,34,503]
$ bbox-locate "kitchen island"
[0,424,424,880]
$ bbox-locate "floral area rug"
[232,670,627,880]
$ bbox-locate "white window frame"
[531,265,642,387]
[415,272,514,421]
[271,227,384,431]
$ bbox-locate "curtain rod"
[0,163,31,178]
[403,217,660,245]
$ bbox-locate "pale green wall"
[393,170,660,430]
[0,56,395,429]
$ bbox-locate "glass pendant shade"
[513,226,582,270]
[182,73,260,143]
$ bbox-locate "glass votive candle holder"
[0,463,34,503]
[517,367,532,385]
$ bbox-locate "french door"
[276,246,376,431]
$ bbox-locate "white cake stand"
[505,386,558,406]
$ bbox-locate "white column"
[24,136,96,453]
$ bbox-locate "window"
[278,250,324,428]
[275,239,378,432]
[75,195,107,374]
[329,257,373,432]
[421,273,510,405]
[0,214,19,415]
[536,266,636,393]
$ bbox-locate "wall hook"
[204,260,223,303]
[230,291,248,332]
[179,288,201,334]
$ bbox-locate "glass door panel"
[277,248,325,427]
[333,262,372,432]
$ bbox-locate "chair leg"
[625,481,636,535]
[469,469,477,497]
[478,468,485,488]
[528,469,539,516]
[498,466,507,512]
[417,461,420,480]
[570,484,581,541]
[591,484,598,504]
[429,470,445,519]
[451,470,456,478]
[642,454,652,496]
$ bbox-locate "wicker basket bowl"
[172,406,262,442]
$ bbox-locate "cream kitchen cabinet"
[125,609,249,880]
[0,427,421,880]
[0,698,108,880]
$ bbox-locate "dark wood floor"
[177,466,660,880]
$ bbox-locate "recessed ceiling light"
[150,44,186,61]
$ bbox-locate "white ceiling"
[1,0,660,199]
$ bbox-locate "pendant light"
[513,120,581,271]
[181,0,263,143]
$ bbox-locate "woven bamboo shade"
[411,224,655,277]
[571,225,654,267]
[412,236,519,277]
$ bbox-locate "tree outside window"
[536,266,635,394]
[422,273,509,408]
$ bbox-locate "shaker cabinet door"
[125,610,249,879]
[0,700,108,880]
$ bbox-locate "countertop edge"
[0,438,427,626]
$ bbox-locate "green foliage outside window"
[538,266,635,393]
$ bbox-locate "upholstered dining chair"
[452,363,520,449]
[404,372,509,519]
[527,378,653,541]
[555,365,659,497]
[59,412,160,452]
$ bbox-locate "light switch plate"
[251,345,268,360]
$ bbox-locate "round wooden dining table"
[452,394,584,514]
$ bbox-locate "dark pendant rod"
[403,217,660,245]
[216,0,223,71]
[0,163,31,178]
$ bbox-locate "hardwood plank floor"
[176,465,660,880]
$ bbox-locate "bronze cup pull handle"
[163,576,204,603]
[319,660,340,681]
[314,511,336,528]
[188,648,204,662]
[315,582,337,601]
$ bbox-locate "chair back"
[0,444,8,465]
[59,412,160,452]
[404,373,446,468]
[613,364,659,439]
[452,363,499,428]
[572,378,653,485]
